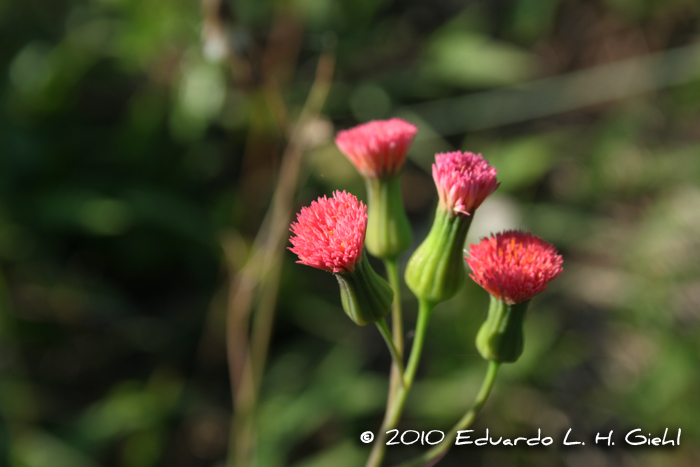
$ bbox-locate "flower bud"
[475,296,529,362]
[364,175,412,259]
[336,252,394,325]
[404,207,472,304]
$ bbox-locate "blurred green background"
[2,0,700,466]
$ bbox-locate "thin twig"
[229,47,336,467]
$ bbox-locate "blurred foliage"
[1,0,700,466]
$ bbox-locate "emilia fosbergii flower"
[405,151,499,304]
[288,190,393,326]
[335,118,418,260]
[466,230,564,363]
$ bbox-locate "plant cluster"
[289,118,563,466]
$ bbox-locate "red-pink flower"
[289,190,367,274]
[466,230,563,304]
[432,151,499,215]
[335,118,418,178]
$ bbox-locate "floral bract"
[335,118,418,178]
[289,190,367,274]
[466,230,563,304]
[432,151,499,215]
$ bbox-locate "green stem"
[384,259,404,406]
[376,318,405,381]
[365,299,435,467]
[385,259,403,357]
[393,361,501,467]
[403,300,433,386]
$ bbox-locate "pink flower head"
[466,230,563,305]
[335,118,418,178]
[289,190,368,274]
[432,151,499,215]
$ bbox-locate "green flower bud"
[476,295,530,363]
[405,207,472,304]
[365,175,412,260]
[336,252,394,326]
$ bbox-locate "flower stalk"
[365,299,435,467]
[393,361,501,467]
[384,258,404,407]
[375,317,405,382]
